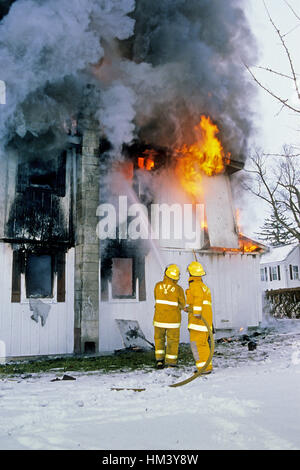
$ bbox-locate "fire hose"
[169,314,214,388]
[111,316,214,391]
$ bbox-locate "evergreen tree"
[257,210,296,247]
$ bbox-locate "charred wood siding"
[57,251,66,303]
[6,153,71,245]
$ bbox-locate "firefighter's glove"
[184,306,193,313]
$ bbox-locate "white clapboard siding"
[0,243,74,358]
[98,248,262,353]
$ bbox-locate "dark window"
[17,153,66,196]
[290,264,293,280]
[264,267,268,282]
[11,251,23,303]
[26,254,53,298]
[277,265,281,281]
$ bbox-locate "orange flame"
[138,157,145,169]
[175,115,230,197]
[239,239,260,253]
[146,159,154,171]
[138,149,156,171]
[138,157,155,171]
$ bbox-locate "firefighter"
[184,261,213,374]
[153,264,186,369]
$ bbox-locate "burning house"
[0,0,265,359]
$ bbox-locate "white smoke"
[96,82,137,155]
[0,0,135,146]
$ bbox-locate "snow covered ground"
[0,318,300,451]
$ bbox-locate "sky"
[245,0,300,154]
[235,0,300,238]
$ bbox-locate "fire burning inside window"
[137,149,157,171]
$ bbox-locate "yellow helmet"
[165,264,180,280]
[188,261,206,277]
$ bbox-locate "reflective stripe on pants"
[154,321,181,329]
[189,329,212,371]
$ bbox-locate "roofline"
[260,243,299,263]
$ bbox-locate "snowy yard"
[0,319,300,451]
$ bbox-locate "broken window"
[111,258,135,299]
[101,250,146,302]
[11,250,66,303]
[25,254,53,298]
[17,153,66,196]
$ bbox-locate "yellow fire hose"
[169,315,214,388]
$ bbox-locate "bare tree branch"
[244,63,300,114]
[263,0,300,100]
[253,65,295,81]
[284,0,300,22]
[245,151,300,243]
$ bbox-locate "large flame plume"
[175,115,231,198]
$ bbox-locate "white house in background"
[260,243,300,291]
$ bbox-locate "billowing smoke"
[0,0,135,155]
[124,0,258,155]
[0,0,257,159]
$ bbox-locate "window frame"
[25,253,54,300]
[11,249,66,304]
[101,254,146,303]
[111,257,136,300]
[292,265,299,280]
[271,266,278,281]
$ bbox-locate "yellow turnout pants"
[189,329,213,371]
[154,326,180,365]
